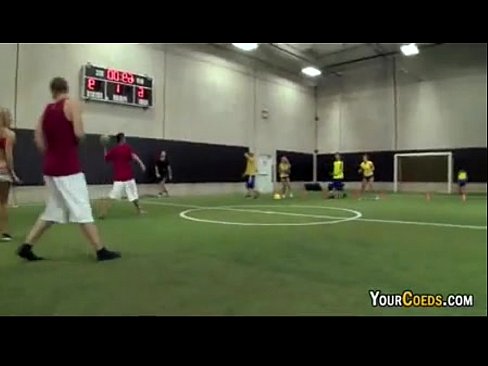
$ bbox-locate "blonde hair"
[0,108,12,128]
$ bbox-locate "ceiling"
[211,43,440,80]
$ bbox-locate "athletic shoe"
[17,244,44,261]
[97,248,121,261]
[1,233,13,242]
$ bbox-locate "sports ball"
[100,134,110,146]
[273,193,282,200]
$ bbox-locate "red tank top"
[42,99,82,177]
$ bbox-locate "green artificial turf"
[0,192,486,316]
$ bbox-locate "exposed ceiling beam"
[315,44,367,65]
[268,43,319,65]
[320,43,445,71]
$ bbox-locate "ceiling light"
[301,66,322,77]
[232,43,259,51]
[400,43,419,56]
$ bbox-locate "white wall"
[15,44,165,139]
[396,43,487,150]
[317,43,487,153]
[0,43,315,154]
[255,72,315,154]
[0,44,16,119]
[317,57,395,153]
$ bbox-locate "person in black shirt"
[155,150,172,197]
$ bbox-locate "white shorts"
[109,179,139,202]
[41,173,94,224]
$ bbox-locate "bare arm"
[34,116,46,153]
[68,100,85,139]
[155,165,160,177]
[132,153,146,172]
[5,131,20,182]
[168,165,173,180]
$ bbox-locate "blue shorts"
[245,175,256,189]
[458,180,467,187]
[328,180,344,191]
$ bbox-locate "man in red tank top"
[17,77,120,262]
[98,132,146,219]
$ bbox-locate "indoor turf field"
[0,192,486,316]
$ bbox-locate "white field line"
[142,200,487,230]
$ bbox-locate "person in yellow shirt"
[244,152,259,198]
[457,169,468,201]
[331,153,345,198]
[358,154,378,198]
[278,156,293,198]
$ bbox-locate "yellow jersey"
[245,156,257,176]
[279,162,291,178]
[333,160,344,179]
[360,160,374,177]
[458,171,467,181]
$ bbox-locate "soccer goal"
[394,152,453,194]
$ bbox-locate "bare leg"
[79,223,103,251]
[98,198,112,219]
[286,182,292,197]
[160,181,169,197]
[0,182,10,235]
[0,203,8,235]
[17,218,55,261]
[25,218,54,245]
[131,199,146,214]
[281,181,286,197]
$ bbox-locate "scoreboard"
[80,64,153,108]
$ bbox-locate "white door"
[256,154,274,194]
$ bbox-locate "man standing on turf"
[99,132,146,219]
[17,77,120,262]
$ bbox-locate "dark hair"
[49,77,69,95]
[116,132,125,143]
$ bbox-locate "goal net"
[394,152,453,194]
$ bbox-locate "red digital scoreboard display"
[81,64,153,108]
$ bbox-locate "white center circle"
[179,205,362,226]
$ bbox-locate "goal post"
[394,152,453,194]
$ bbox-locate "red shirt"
[42,99,82,177]
[105,143,134,182]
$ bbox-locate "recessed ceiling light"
[231,43,259,51]
[301,66,322,77]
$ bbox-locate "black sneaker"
[97,248,121,262]
[17,244,44,261]
[1,233,13,242]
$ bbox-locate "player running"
[278,156,293,198]
[99,132,146,218]
[358,154,378,199]
[155,150,172,198]
[244,152,259,198]
[17,77,120,261]
[0,107,21,241]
